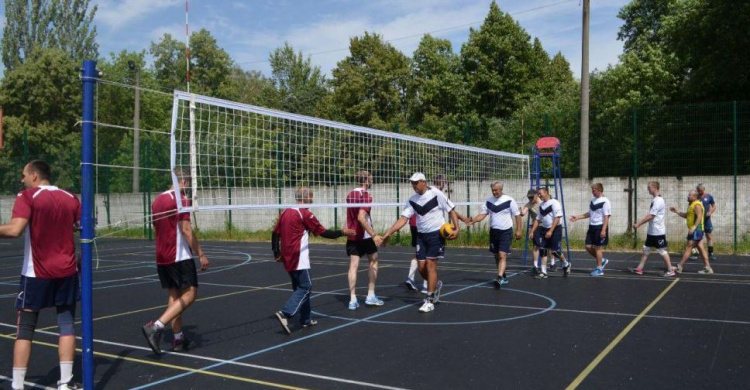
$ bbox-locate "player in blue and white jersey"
[382,172,459,313]
[570,183,612,276]
[696,183,716,261]
[472,181,521,286]
[632,181,675,276]
[529,187,570,278]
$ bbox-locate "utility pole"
[580,0,590,180]
[129,61,141,192]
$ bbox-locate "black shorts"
[585,225,609,247]
[645,234,668,249]
[16,274,79,311]
[410,225,418,247]
[489,228,512,254]
[346,238,378,257]
[704,218,713,233]
[534,227,561,250]
[416,231,445,260]
[157,260,198,290]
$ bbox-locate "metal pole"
[632,109,638,248]
[133,67,141,192]
[80,59,97,390]
[733,101,738,253]
[580,0,590,180]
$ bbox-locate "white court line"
[0,323,409,390]
[0,375,56,389]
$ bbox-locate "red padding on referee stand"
[535,137,560,150]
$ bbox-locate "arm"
[178,220,209,270]
[382,216,409,245]
[708,203,716,218]
[0,218,28,238]
[447,210,460,239]
[472,213,487,223]
[271,232,281,261]
[358,209,383,245]
[530,219,539,236]
[519,206,529,217]
[457,212,473,227]
[569,212,590,223]
[547,217,561,238]
[514,215,522,239]
[321,228,356,239]
[601,215,610,238]
[669,206,686,218]
[634,213,654,229]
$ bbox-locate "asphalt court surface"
[1,238,749,389]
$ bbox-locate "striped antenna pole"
[185,0,190,93]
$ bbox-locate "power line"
[237,0,577,66]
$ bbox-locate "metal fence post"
[733,101,738,253]
[632,109,638,249]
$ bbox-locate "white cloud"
[96,0,181,30]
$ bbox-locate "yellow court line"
[0,334,307,390]
[565,277,680,390]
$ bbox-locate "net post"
[632,109,638,249]
[80,59,97,390]
[189,94,198,208]
[733,101,738,253]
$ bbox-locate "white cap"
[409,172,427,182]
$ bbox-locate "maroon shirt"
[273,208,326,272]
[12,186,80,279]
[345,188,372,241]
[152,190,193,265]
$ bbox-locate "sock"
[541,265,547,274]
[708,246,714,254]
[428,292,435,303]
[563,261,570,267]
[173,331,184,341]
[550,258,556,266]
[367,290,375,298]
[154,320,165,330]
[60,361,74,384]
[423,280,428,288]
[350,294,357,303]
[408,259,418,280]
[12,367,26,390]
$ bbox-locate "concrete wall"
[1,175,746,243]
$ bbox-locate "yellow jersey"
[686,200,704,231]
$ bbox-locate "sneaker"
[365,296,384,306]
[549,263,557,272]
[418,300,435,313]
[405,278,418,291]
[697,267,714,274]
[172,337,194,352]
[674,264,683,274]
[141,321,163,355]
[57,381,83,390]
[590,268,604,277]
[563,263,571,277]
[663,269,676,277]
[301,319,318,328]
[499,277,509,286]
[348,300,360,310]
[420,285,428,294]
[534,272,548,279]
[434,280,443,303]
[275,311,291,334]
[601,258,609,270]
[631,267,644,275]
[709,254,716,261]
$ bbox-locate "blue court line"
[131,277,495,389]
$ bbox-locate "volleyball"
[439,223,457,239]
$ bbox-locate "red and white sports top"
[12,186,80,279]
[273,208,326,272]
[346,188,373,241]
[152,190,193,265]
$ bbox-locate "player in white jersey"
[383,173,459,313]
[472,181,521,286]
[570,183,612,276]
[529,187,570,278]
[631,181,675,276]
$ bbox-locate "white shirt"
[481,195,520,230]
[536,198,563,229]
[588,196,612,226]
[647,195,667,236]
[401,187,455,233]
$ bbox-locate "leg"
[697,239,710,267]
[585,245,597,258]
[13,309,38,390]
[636,247,649,270]
[367,252,379,296]
[425,259,438,292]
[348,255,361,302]
[532,245,540,268]
[595,246,604,268]
[676,241,694,269]
[407,257,418,280]
[167,288,184,334]
[498,251,508,279]
[158,286,197,325]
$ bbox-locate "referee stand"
[523,137,572,266]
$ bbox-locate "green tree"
[224,66,279,108]
[269,42,328,116]
[460,1,536,119]
[330,32,411,129]
[617,0,673,54]
[1,0,98,71]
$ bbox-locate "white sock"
[408,259,418,280]
[550,258,556,266]
[350,294,357,303]
[154,320,165,329]
[367,290,375,298]
[60,361,74,384]
[541,265,547,274]
[173,331,184,340]
[12,367,26,390]
[423,280,428,288]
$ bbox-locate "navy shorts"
[704,218,713,233]
[416,231,445,260]
[346,238,378,256]
[157,260,198,290]
[489,228,512,254]
[645,234,668,249]
[16,274,79,311]
[410,225,418,247]
[585,225,609,247]
[534,227,561,250]
[687,230,704,243]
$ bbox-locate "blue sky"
[1,0,630,79]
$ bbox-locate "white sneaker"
[418,301,435,313]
